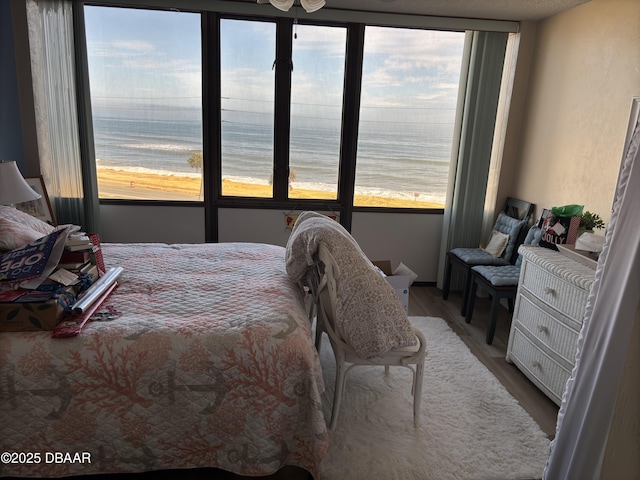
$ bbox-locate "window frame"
[76,2,516,240]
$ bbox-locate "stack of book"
[0,228,102,331]
[58,233,99,275]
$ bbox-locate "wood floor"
[409,285,559,438]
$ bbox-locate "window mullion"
[273,18,293,202]
[338,23,365,231]
[204,11,220,242]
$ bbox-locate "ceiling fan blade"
[300,0,326,13]
[261,0,295,12]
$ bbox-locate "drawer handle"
[537,325,549,335]
[544,287,556,296]
[532,360,542,370]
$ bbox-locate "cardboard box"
[0,266,99,332]
[372,260,410,312]
[0,288,73,331]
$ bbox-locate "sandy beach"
[97,167,444,208]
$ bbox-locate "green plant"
[579,211,605,232]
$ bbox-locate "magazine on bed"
[0,226,69,290]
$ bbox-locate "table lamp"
[0,161,42,206]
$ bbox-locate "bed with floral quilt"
[0,241,328,479]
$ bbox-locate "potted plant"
[579,211,605,233]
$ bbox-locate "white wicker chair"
[312,242,427,430]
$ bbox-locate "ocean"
[92,113,454,204]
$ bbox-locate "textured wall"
[510,0,640,226]
[0,0,25,167]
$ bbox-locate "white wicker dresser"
[506,245,596,405]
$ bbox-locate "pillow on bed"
[0,217,45,251]
[286,211,417,359]
[0,205,55,235]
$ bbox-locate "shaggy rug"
[317,316,551,480]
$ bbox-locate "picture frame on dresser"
[536,208,551,227]
[14,176,56,225]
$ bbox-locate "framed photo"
[14,176,56,225]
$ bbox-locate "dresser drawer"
[514,292,580,368]
[508,327,571,406]
[520,260,590,323]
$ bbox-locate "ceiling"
[251,0,591,22]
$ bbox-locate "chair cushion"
[493,212,526,262]
[472,264,521,287]
[450,248,510,266]
[516,226,543,267]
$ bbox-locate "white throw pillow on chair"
[482,230,510,257]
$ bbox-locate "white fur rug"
[317,316,551,480]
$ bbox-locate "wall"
[216,209,440,281]
[511,2,640,474]
[510,0,640,226]
[0,0,24,166]
[100,205,441,281]
[99,204,206,243]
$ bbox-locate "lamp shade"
[0,161,42,205]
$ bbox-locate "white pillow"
[285,211,417,359]
[483,230,510,257]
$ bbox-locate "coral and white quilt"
[0,242,328,478]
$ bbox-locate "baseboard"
[412,281,436,287]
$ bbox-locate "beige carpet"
[318,316,551,480]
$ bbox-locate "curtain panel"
[438,30,509,289]
[26,0,99,232]
[544,99,640,479]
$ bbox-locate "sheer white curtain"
[544,99,640,479]
[26,0,99,231]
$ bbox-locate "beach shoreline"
[96,167,444,208]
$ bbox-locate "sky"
[84,5,466,125]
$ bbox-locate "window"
[220,19,275,198]
[288,24,346,201]
[219,21,345,201]
[84,6,203,201]
[82,6,470,211]
[355,27,465,208]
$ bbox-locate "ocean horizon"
[93,113,454,204]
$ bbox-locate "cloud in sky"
[84,6,464,121]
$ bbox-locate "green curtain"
[438,30,509,290]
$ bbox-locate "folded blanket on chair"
[285,211,417,359]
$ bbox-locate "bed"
[0,240,328,479]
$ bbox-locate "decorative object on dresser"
[442,197,534,317]
[578,210,605,234]
[506,245,596,405]
[538,204,584,251]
